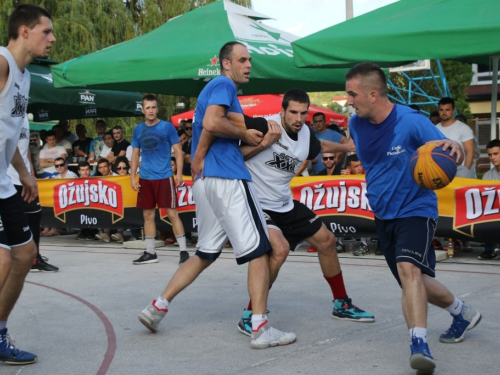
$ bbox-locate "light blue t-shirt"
[349,104,447,220]
[89,136,104,157]
[312,129,344,175]
[192,75,251,181]
[131,120,180,180]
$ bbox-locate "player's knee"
[397,262,422,281]
[143,209,155,222]
[272,243,289,262]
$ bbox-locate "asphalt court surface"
[2,235,499,375]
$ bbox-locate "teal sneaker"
[237,309,252,336]
[332,297,375,322]
[410,336,435,374]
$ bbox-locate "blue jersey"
[131,120,180,180]
[349,104,447,220]
[192,75,251,181]
[312,129,344,174]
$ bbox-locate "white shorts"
[193,177,270,265]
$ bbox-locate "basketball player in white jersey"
[0,4,55,365]
[228,89,376,336]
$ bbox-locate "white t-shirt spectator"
[39,145,67,175]
[436,120,473,166]
[53,170,78,179]
[100,144,112,159]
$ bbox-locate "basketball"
[409,143,457,190]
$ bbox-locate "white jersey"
[244,114,310,212]
[6,118,30,186]
[0,47,30,198]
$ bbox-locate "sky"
[251,0,399,37]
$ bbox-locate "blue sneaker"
[439,302,482,343]
[332,297,375,322]
[0,328,37,365]
[237,309,252,337]
[410,336,435,374]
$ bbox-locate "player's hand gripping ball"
[409,143,457,190]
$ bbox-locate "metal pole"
[346,0,353,20]
[490,55,499,141]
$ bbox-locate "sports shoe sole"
[410,353,435,374]
[1,357,38,365]
[250,335,296,349]
[133,259,159,265]
[439,311,482,343]
[332,314,375,323]
[237,322,251,337]
[138,312,158,333]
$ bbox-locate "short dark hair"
[429,111,439,118]
[438,97,455,108]
[142,94,157,104]
[97,158,110,167]
[177,128,187,137]
[312,112,326,121]
[8,4,51,41]
[345,62,387,96]
[282,89,310,110]
[219,41,245,63]
[346,154,360,166]
[185,119,193,124]
[44,130,56,139]
[54,157,66,164]
[486,139,500,150]
[408,104,420,112]
[96,119,106,128]
[113,125,124,132]
[114,156,130,172]
[103,130,113,138]
[455,113,468,123]
[171,156,176,162]
[78,161,91,169]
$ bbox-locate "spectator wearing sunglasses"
[52,157,78,179]
[316,152,341,176]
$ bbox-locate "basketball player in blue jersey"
[346,62,481,374]
[0,4,55,365]
[138,41,296,349]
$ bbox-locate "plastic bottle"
[447,238,454,259]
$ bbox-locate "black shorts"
[264,200,323,251]
[15,184,41,214]
[375,216,437,286]
[0,193,33,249]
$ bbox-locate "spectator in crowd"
[108,157,132,243]
[97,131,114,161]
[39,130,67,178]
[29,132,44,178]
[108,125,130,165]
[52,124,72,157]
[429,110,441,125]
[310,112,349,175]
[88,120,107,164]
[181,122,193,176]
[59,119,77,144]
[408,104,421,112]
[78,161,92,178]
[39,129,47,146]
[75,161,98,241]
[317,152,341,175]
[341,154,364,175]
[72,123,92,163]
[96,158,117,177]
[177,128,189,147]
[436,97,474,178]
[478,139,500,260]
[327,122,347,137]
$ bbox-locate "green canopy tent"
[51,0,349,96]
[28,120,58,132]
[292,0,500,139]
[28,59,144,122]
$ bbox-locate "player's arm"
[130,147,141,192]
[0,55,8,94]
[172,142,184,187]
[336,136,349,165]
[320,138,356,154]
[240,117,281,160]
[295,160,309,176]
[11,148,38,202]
[462,139,474,169]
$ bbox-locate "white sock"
[154,297,169,310]
[338,238,344,245]
[445,297,463,316]
[145,237,156,254]
[176,234,187,251]
[361,237,368,246]
[410,327,427,342]
[251,314,268,332]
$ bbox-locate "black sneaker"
[30,256,59,272]
[335,243,346,253]
[179,251,190,265]
[353,244,369,256]
[478,251,497,260]
[133,251,158,265]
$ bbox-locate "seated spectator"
[341,154,364,175]
[52,124,73,158]
[72,123,92,163]
[96,158,118,177]
[111,157,137,243]
[108,125,130,165]
[479,139,500,260]
[78,161,92,178]
[75,161,98,241]
[317,152,341,175]
[52,157,78,179]
[29,132,44,178]
[97,132,114,163]
[39,130,68,178]
[60,119,78,144]
[88,120,107,164]
[429,110,440,125]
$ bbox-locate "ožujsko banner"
[38,175,500,241]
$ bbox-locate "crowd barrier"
[38,175,500,241]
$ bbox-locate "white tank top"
[0,47,30,198]
[245,114,310,212]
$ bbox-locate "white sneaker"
[111,232,124,243]
[138,300,168,333]
[250,324,296,349]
